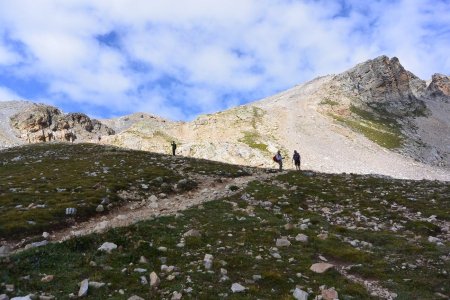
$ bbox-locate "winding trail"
[51,170,277,242]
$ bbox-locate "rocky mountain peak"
[337,55,427,119]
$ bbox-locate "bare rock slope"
[104,56,450,180]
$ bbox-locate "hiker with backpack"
[292,150,301,170]
[273,150,283,171]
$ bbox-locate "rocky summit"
[1,56,449,181]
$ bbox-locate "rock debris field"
[0,143,449,299]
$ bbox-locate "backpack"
[273,155,278,162]
[293,152,300,161]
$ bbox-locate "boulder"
[127,296,145,300]
[183,229,201,238]
[97,242,117,253]
[150,272,160,288]
[231,283,246,293]
[203,254,214,270]
[295,234,308,242]
[322,287,339,300]
[293,287,308,300]
[276,237,291,247]
[310,263,335,273]
[78,279,89,297]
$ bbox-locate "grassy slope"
[1,143,449,299]
[0,143,249,240]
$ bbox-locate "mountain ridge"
[1,55,449,181]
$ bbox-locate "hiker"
[273,150,283,171]
[171,141,177,156]
[293,150,301,170]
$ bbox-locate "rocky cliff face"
[336,56,428,117]
[9,103,115,143]
[427,73,450,101]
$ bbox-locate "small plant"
[320,98,340,106]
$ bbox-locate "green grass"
[1,144,449,299]
[239,131,270,153]
[0,143,250,240]
[319,98,340,106]
[0,192,374,299]
[330,106,404,149]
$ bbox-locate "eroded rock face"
[338,55,428,118]
[10,104,114,143]
[427,73,450,101]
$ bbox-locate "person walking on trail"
[274,150,283,171]
[171,141,177,156]
[293,150,301,171]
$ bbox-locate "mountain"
[1,56,449,180]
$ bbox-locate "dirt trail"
[51,170,277,243]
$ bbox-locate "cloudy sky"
[0,0,449,120]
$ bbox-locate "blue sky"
[0,0,449,121]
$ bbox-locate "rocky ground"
[0,143,449,299]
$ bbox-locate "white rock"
[204,254,214,269]
[171,291,182,300]
[127,296,145,300]
[428,236,440,243]
[24,240,48,249]
[98,242,117,253]
[88,281,105,288]
[0,294,9,300]
[11,296,31,300]
[271,252,282,259]
[276,238,291,247]
[150,272,160,288]
[310,263,334,273]
[322,287,338,300]
[78,279,89,297]
[41,275,54,282]
[158,246,167,252]
[295,234,308,242]
[149,195,158,202]
[293,287,309,300]
[42,232,50,239]
[96,205,104,212]
[252,275,262,281]
[134,268,147,273]
[319,255,328,262]
[140,276,148,285]
[231,283,246,293]
[183,229,201,238]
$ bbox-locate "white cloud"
[0,86,22,101]
[0,0,448,119]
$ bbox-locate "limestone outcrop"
[9,103,114,143]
